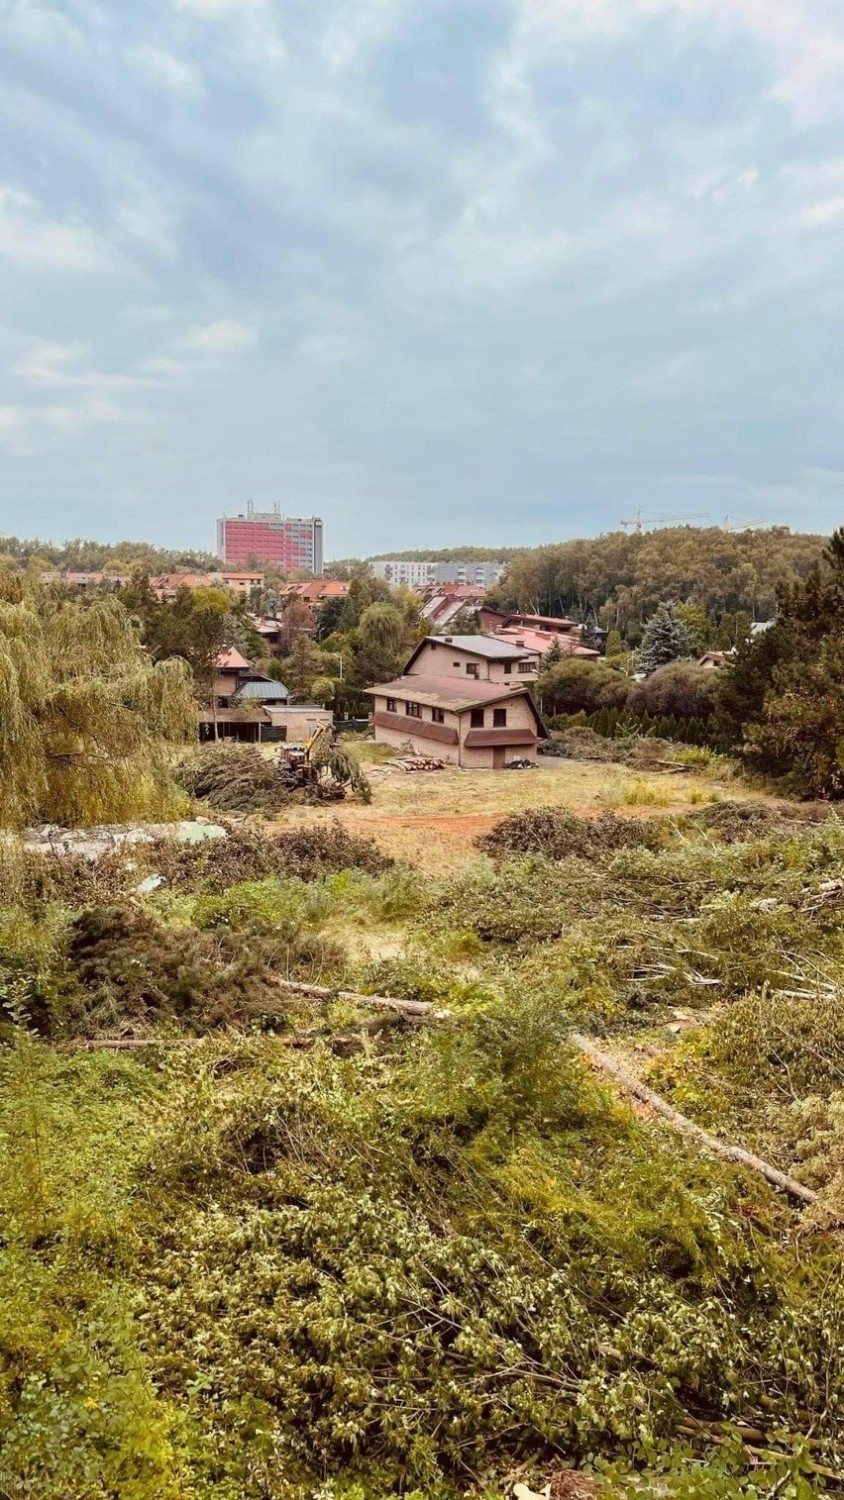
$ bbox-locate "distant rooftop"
[216,647,252,671]
[235,678,289,701]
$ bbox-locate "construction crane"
[722,515,768,532]
[619,511,710,533]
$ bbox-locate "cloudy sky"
[2,0,844,557]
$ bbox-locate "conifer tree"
[717,529,844,796]
[604,629,624,659]
[637,603,696,676]
[541,637,564,669]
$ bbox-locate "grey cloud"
[0,0,843,552]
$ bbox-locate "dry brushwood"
[478,806,666,862]
[273,977,449,1018]
[174,744,290,813]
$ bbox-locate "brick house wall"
[369,690,539,767]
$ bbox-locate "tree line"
[487,525,824,642]
[536,527,844,797]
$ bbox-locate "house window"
[493,707,507,727]
[405,701,421,718]
[503,662,512,674]
[386,697,396,712]
[431,707,445,723]
[517,662,534,674]
[465,663,479,677]
[470,708,485,728]
[452,661,460,667]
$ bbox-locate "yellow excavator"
[277,722,333,791]
[276,722,368,801]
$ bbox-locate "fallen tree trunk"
[83,1037,204,1050]
[570,1033,817,1206]
[273,978,449,1018]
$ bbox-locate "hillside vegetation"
[2,777,844,1497]
[3,541,844,1496]
[487,526,823,640]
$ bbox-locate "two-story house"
[199,648,290,743]
[365,636,547,769]
[404,634,539,682]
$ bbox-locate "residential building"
[369,558,506,589]
[264,703,334,742]
[365,676,546,768]
[200,647,290,743]
[150,571,263,601]
[698,651,730,669]
[477,608,599,659]
[279,577,350,604]
[404,635,538,683]
[250,617,285,654]
[366,635,547,768]
[62,571,131,589]
[420,585,486,630]
[217,503,324,573]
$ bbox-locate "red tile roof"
[493,626,600,658]
[215,647,252,671]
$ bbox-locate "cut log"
[570,1033,817,1206]
[273,977,450,1018]
[83,1037,204,1050]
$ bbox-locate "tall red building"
[217,505,324,573]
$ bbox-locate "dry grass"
[272,752,770,874]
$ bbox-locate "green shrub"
[64,903,345,1036]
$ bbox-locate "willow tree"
[0,576,196,827]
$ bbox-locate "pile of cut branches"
[174,744,291,813]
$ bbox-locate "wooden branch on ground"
[82,1031,372,1054]
[273,978,450,1018]
[83,1037,204,1050]
[570,1032,817,1206]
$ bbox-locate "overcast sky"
[2,0,844,557]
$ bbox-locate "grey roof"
[235,678,289,701]
[433,634,532,658]
[406,634,533,668]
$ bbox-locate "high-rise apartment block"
[217,504,324,574]
[369,558,506,589]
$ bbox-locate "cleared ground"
[275,745,768,873]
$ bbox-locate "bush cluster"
[549,708,712,746]
[478,807,667,862]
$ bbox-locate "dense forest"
[0,535,221,574]
[486,527,824,640]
